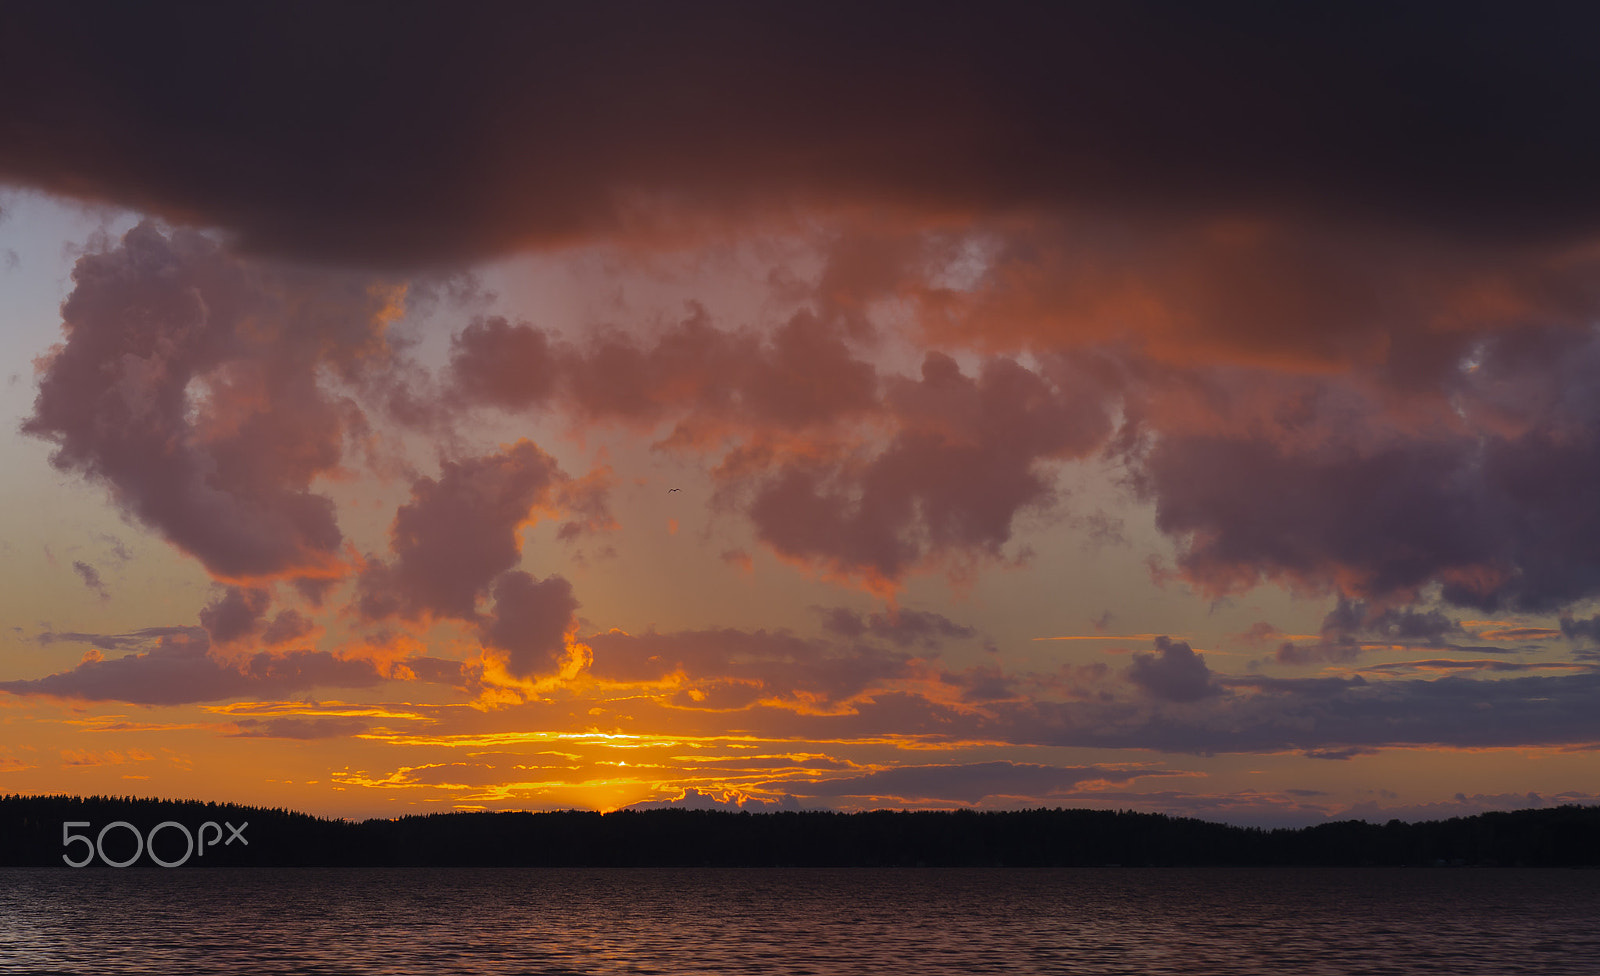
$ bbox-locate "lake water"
[1,867,1596,974]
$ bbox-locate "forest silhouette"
[4,795,1597,868]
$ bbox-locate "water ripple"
[1,867,1596,975]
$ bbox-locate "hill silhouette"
[3,794,1598,868]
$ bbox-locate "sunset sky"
[2,3,1599,826]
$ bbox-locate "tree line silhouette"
[3,794,1597,868]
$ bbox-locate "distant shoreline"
[4,794,1598,869]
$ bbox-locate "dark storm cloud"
[1130,326,1600,612]
[5,4,1600,266]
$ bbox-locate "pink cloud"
[1128,326,1600,612]
[1126,637,1220,703]
[739,352,1113,590]
[260,609,316,647]
[450,306,879,440]
[817,606,976,649]
[480,571,579,678]
[23,223,398,582]
[199,587,271,645]
[0,627,385,706]
[356,441,569,622]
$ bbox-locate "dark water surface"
[2,867,1596,974]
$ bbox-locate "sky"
[2,3,1599,827]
